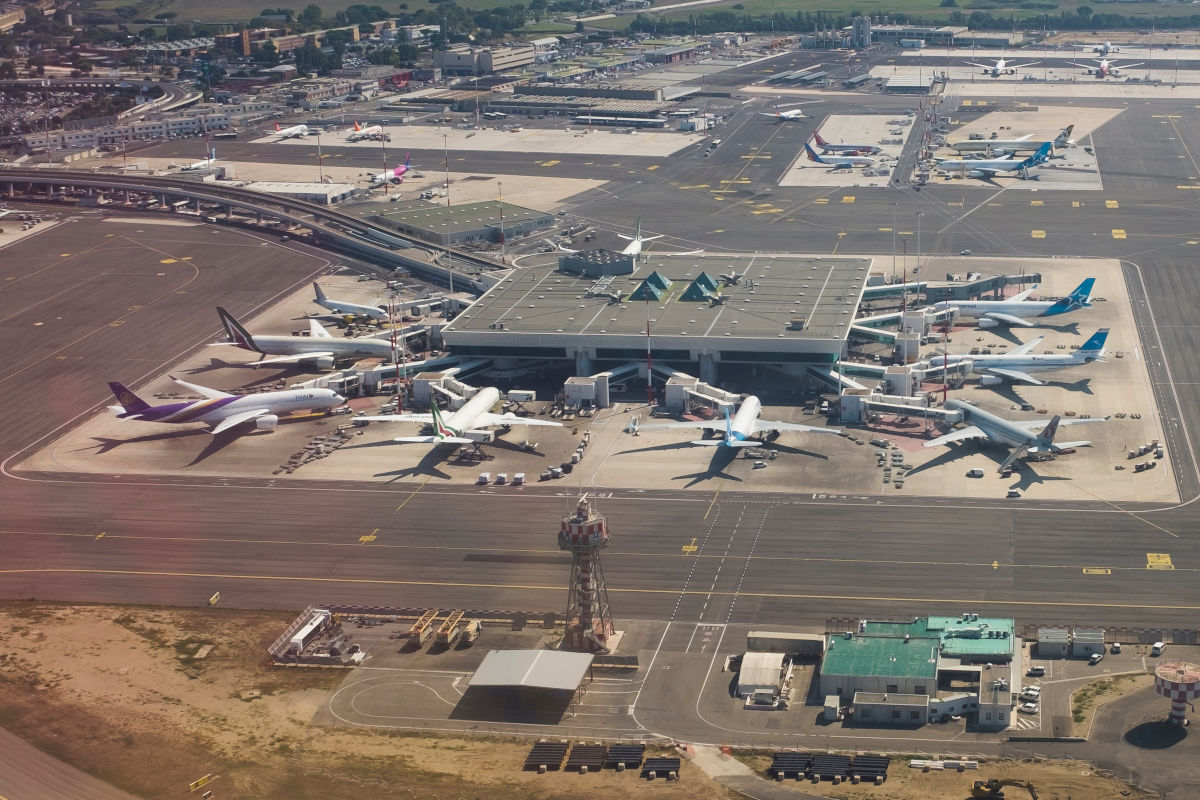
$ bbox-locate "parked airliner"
[803,142,877,169]
[311,283,389,321]
[212,307,396,368]
[274,122,310,139]
[634,395,839,447]
[935,142,1052,179]
[359,387,562,445]
[925,399,1105,472]
[966,57,1039,77]
[107,376,344,435]
[933,278,1094,328]
[929,328,1108,385]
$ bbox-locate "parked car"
[1018,702,1039,715]
[1027,665,1046,677]
[1089,652,1105,665]
[1110,642,1122,654]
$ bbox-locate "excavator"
[970,778,1038,799]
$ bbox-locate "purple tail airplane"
[107,376,345,435]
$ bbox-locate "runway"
[6,83,1200,633]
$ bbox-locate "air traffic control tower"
[440,253,873,384]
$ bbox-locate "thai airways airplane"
[359,387,562,444]
[759,102,819,122]
[950,126,1074,154]
[107,376,344,435]
[930,328,1108,385]
[311,283,388,321]
[804,142,877,169]
[966,57,1039,77]
[274,122,310,139]
[933,277,1095,328]
[925,399,1105,472]
[812,131,881,155]
[211,307,396,369]
[370,153,411,185]
[935,142,1052,179]
[1087,58,1142,78]
[181,147,217,171]
[348,121,384,141]
[634,395,840,447]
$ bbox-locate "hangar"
[441,253,873,383]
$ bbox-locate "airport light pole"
[316,129,324,183]
[443,133,451,209]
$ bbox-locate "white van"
[1151,642,1166,657]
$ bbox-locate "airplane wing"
[981,367,1043,386]
[251,352,337,367]
[1013,134,1035,141]
[393,435,473,444]
[170,375,234,399]
[210,408,269,435]
[1011,417,1106,430]
[1117,62,1144,69]
[474,413,564,428]
[980,311,1035,327]
[965,62,993,69]
[1007,62,1039,70]
[636,420,721,432]
[924,425,988,448]
[308,319,333,338]
[642,235,665,242]
[1010,287,1038,302]
[752,419,841,435]
[357,413,435,424]
[1010,337,1044,356]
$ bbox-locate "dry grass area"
[735,751,1156,800]
[1072,672,1155,734]
[0,602,735,800]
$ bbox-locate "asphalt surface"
[6,57,1200,797]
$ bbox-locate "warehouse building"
[441,254,872,383]
[372,201,554,247]
[243,181,357,205]
[819,614,1021,730]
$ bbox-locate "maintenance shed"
[459,649,594,723]
[737,652,787,699]
[244,181,357,205]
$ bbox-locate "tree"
[155,11,177,19]
[575,20,584,32]
[0,60,15,79]
[1077,5,1092,17]
[298,3,323,28]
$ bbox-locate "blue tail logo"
[1046,278,1094,315]
[724,406,734,445]
[1022,142,1053,168]
[1078,327,1108,358]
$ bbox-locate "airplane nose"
[333,394,346,404]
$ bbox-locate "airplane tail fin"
[804,143,823,163]
[430,401,458,440]
[813,131,828,146]
[1023,142,1053,167]
[1046,277,1095,315]
[354,121,362,131]
[108,381,151,414]
[215,307,261,353]
[313,282,328,302]
[274,122,280,131]
[724,405,734,444]
[1076,328,1109,359]
[1038,415,1062,446]
[403,152,411,169]
[1057,124,1074,143]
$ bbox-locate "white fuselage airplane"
[311,282,388,321]
[1088,58,1142,78]
[925,399,1104,472]
[107,376,344,435]
[930,328,1108,385]
[934,277,1094,328]
[1093,41,1119,55]
[370,154,411,186]
[213,307,396,369]
[966,57,1039,77]
[635,394,840,447]
[813,131,881,155]
[348,122,383,141]
[620,219,664,257]
[804,142,876,169]
[275,122,310,139]
[759,103,818,122]
[935,142,1052,179]
[359,386,563,444]
[950,126,1074,154]
[181,147,217,171]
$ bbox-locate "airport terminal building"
[440,253,873,382]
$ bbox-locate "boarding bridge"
[651,365,739,413]
[807,366,871,392]
[849,323,898,345]
[861,281,927,300]
[563,363,641,409]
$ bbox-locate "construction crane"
[970,778,1039,799]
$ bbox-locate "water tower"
[1154,661,1200,726]
[557,494,615,653]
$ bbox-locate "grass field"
[125,0,521,24]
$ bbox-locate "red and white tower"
[558,494,615,653]
[1154,661,1200,726]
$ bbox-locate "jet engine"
[255,415,279,431]
[314,356,336,370]
[977,318,1000,329]
[980,375,1004,386]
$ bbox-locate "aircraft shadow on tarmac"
[86,427,249,466]
[184,358,307,389]
[341,439,453,481]
[972,377,1095,407]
